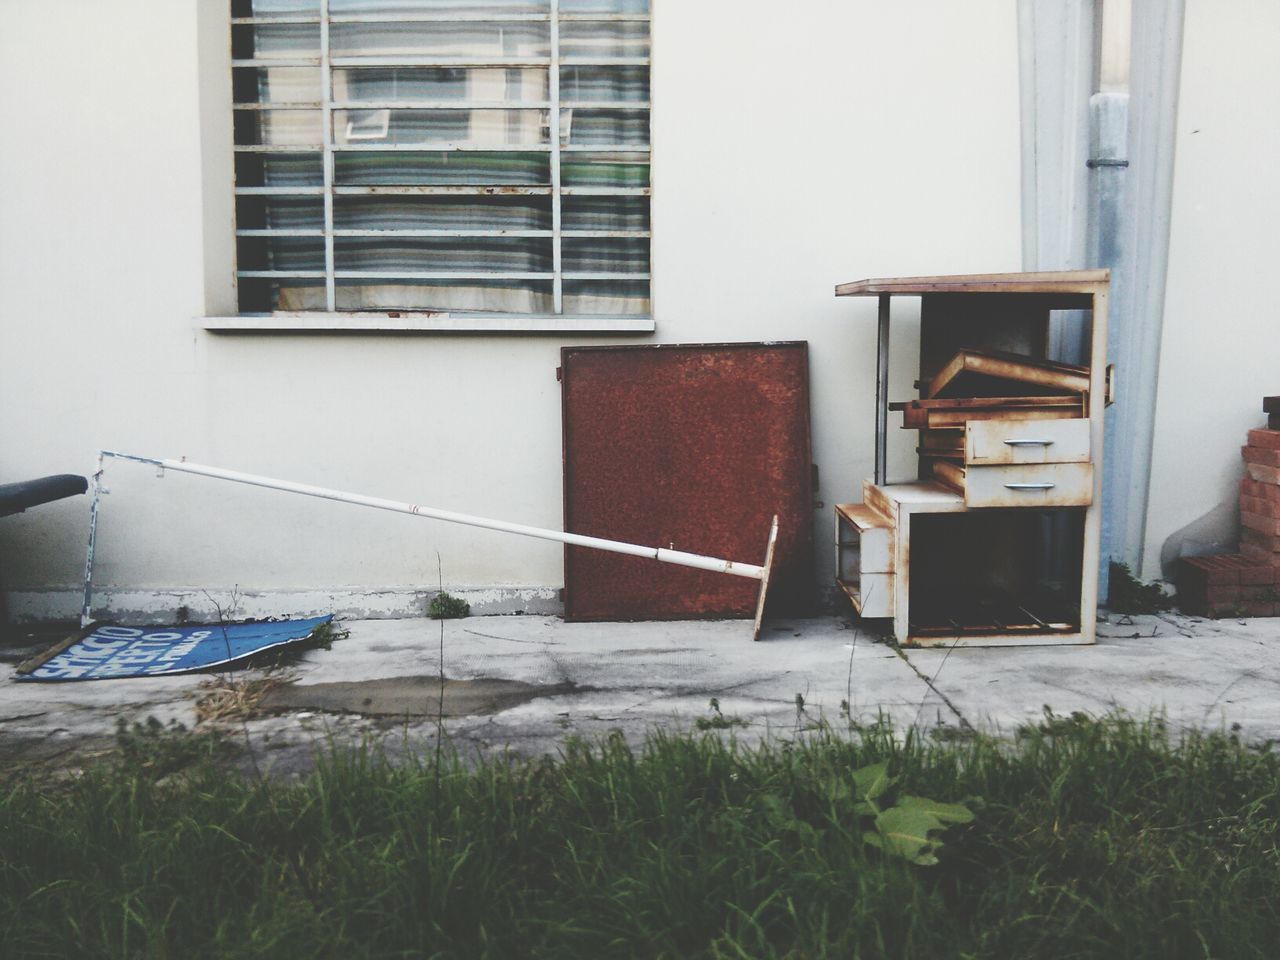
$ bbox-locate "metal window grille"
[231,0,651,320]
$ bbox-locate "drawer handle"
[1004,482,1056,491]
[1003,439,1055,446]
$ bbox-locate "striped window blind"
[231,0,651,320]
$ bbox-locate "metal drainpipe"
[1095,0,1186,592]
[1090,89,1128,601]
[1019,0,1183,594]
[1090,0,1132,601]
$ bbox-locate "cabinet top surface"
[835,270,1110,298]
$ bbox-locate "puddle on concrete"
[259,675,581,719]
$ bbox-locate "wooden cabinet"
[833,271,1111,647]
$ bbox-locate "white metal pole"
[79,451,106,626]
[94,451,767,581]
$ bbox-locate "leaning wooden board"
[925,348,1091,400]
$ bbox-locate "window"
[229,0,651,328]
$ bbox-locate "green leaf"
[873,807,946,865]
[851,762,891,802]
[896,795,975,824]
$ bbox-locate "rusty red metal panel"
[561,342,815,621]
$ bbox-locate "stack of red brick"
[1178,406,1280,618]
[1240,427,1280,568]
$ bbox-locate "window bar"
[328,13,550,22]
[330,57,551,67]
[234,13,652,23]
[330,101,553,110]
[232,58,323,68]
[320,0,336,312]
[333,143,553,152]
[550,0,563,315]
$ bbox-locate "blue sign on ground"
[19,616,333,681]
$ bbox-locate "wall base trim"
[5,586,563,625]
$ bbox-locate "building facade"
[0,1,1274,621]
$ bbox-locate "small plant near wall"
[1109,562,1174,614]
[429,591,470,620]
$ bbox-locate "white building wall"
[1141,0,1280,578]
[0,0,1022,621]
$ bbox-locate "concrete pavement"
[2,611,1279,777]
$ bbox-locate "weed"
[428,591,470,620]
[236,619,349,672]
[695,697,746,731]
[306,620,347,649]
[848,760,977,865]
[1110,561,1174,614]
[114,716,229,779]
[792,691,824,732]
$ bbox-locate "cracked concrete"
[2,611,1280,778]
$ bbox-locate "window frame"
[213,0,653,333]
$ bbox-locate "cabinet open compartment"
[907,509,1085,639]
[835,503,893,618]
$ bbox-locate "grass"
[2,713,1279,958]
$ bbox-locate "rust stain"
[561,342,815,621]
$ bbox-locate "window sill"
[202,313,655,334]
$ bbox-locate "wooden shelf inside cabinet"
[834,270,1110,648]
[893,394,1085,429]
[834,503,895,618]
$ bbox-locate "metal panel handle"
[1003,439,1054,446]
[1003,482,1056,490]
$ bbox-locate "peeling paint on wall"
[6,586,564,625]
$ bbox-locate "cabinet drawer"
[965,418,1091,466]
[963,462,1093,507]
